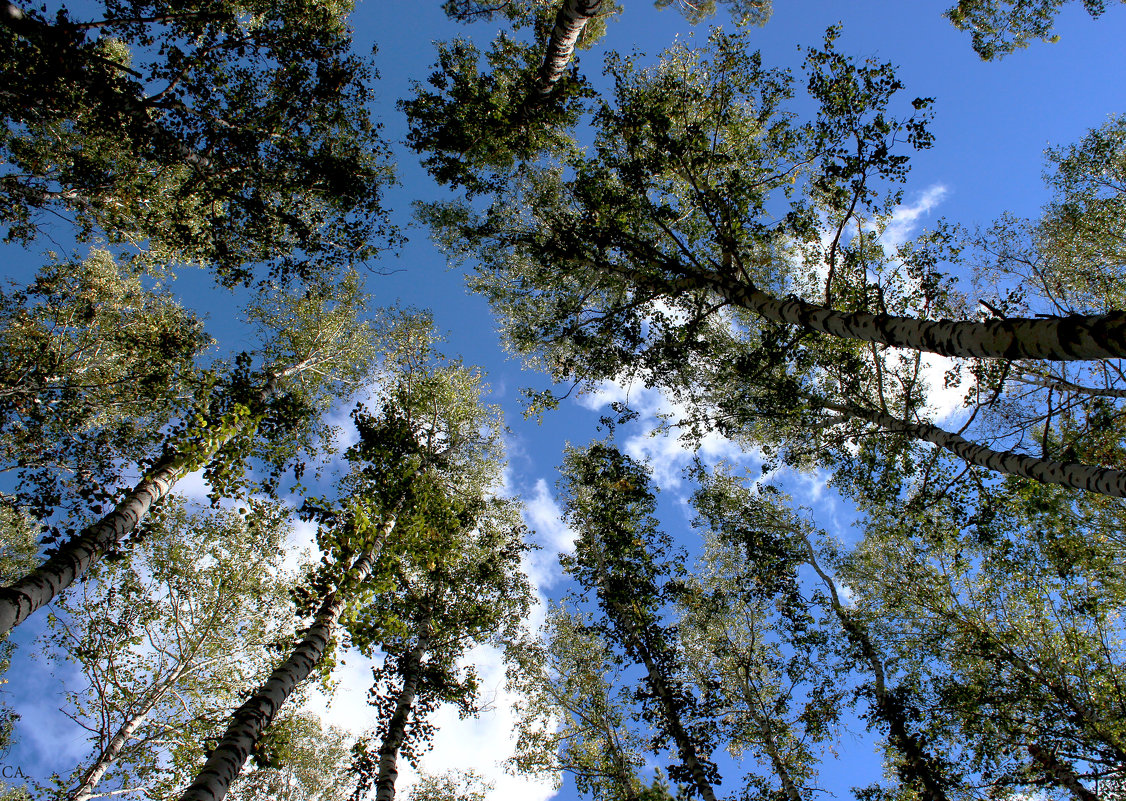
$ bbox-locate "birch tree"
[179,328,510,801]
[225,710,355,801]
[348,493,531,801]
[507,605,650,801]
[0,271,387,636]
[560,443,722,801]
[0,250,210,533]
[39,497,298,801]
[679,475,848,801]
[841,470,1126,800]
[1,0,395,285]
[412,23,1126,364]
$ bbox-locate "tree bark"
[826,400,1126,498]
[0,373,281,637]
[0,452,187,636]
[177,515,395,801]
[608,263,1126,361]
[374,622,432,801]
[70,660,190,801]
[534,0,602,96]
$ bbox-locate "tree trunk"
[738,682,802,801]
[1027,743,1097,801]
[612,263,1126,361]
[374,622,432,801]
[802,538,949,801]
[608,600,718,801]
[826,400,1126,498]
[0,452,186,636]
[177,515,394,801]
[70,660,190,801]
[534,0,602,96]
[0,373,281,637]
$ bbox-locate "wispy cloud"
[880,184,948,249]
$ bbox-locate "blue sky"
[3,0,1126,799]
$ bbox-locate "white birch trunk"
[70,660,190,801]
[828,401,1126,498]
[534,0,602,96]
[374,624,431,801]
[0,374,281,637]
[716,272,1126,361]
[610,263,1126,360]
[177,513,396,801]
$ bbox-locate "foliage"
[944,0,1123,59]
[680,470,848,801]
[507,604,650,801]
[404,769,494,801]
[560,443,722,799]
[842,469,1126,798]
[0,504,38,754]
[41,495,299,801]
[1,0,397,285]
[0,250,210,526]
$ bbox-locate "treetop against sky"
[2,1,1126,800]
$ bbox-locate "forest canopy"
[1,1,1124,801]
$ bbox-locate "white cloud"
[576,376,761,492]
[521,479,577,592]
[880,184,948,249]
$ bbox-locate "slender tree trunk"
[608,601,718,801]
[177,514,396,801]
[534,0,602,96]
[1027,743,1097,801]
[374,622,432,801]
[70,660,190,801]
[600,717,642,801]
[0,373,282,637]
[824,400,1126,498]
[0,452,186,636]
[802,538,949,801]
[739,683,801,801]
[608,262,1126,360]
[1012,369,1126,399]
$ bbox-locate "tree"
[0,503,38,754]
[560,443,722,801]
[840,468,1126,800]
[39,496,298,801]
[1,0,396,285]
[679,473,848,801]
[0,271,389,636]
[348,492,531,801]
[943,0,1124,59]
[175,407,420,801]
[410,27,1126,500]
[179,326,512,801]
[507,605,650,801]
[403,769,493,801]
[0,250,211,530]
